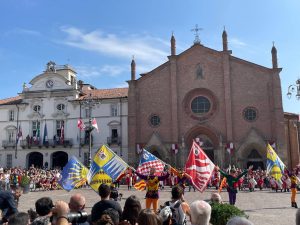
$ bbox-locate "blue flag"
[43,123,48,144]
[58,156,88,191]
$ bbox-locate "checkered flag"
[136,149,166,175]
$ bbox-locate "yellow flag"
[94,145,114,167]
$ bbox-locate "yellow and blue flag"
[266,144,285,180]
[88,145,129,192]
[58,156,88,191]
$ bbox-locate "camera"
[66,211,89,223]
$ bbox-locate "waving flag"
[77,119,86,131]
[266,144,285,180]
[136,149,166,175]
[58,156,88,191]
[88,145,129,192]
[185,140,215,192]
[92,118,99,132]
[134,179,146,191]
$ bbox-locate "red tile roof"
[0,96,22,105]
[80,88,128,100]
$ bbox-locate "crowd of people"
[0,166,61,192]
[1,164,300,225]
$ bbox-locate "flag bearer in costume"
[170,168,192,193]
[135,167,170,212]
[216,165,253,205]
[286,168,299,208]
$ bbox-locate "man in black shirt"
[0,188,22,222]
[91,183,122,224]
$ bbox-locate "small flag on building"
[77,119,86,131]
[226,142,234,154]
[92,118,99,132]
[43,123,48,145]
[16,125,22,144]
[171,144,178,154]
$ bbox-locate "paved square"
[18,186,297,225]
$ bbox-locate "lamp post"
[81,93,99,168]
[287,79,300,100]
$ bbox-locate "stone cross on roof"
[191,24,203,45]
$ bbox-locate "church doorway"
[27,152,43,169]
[247,149,264,170]
[195,135,215,162]
[51,151,68,169]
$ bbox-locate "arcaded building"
[127,30,288,169]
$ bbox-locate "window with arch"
[191,96,211,115]
[243,107,258,122]
[56,104,65,111]
[150,114,161,127]
[33,105,41,112]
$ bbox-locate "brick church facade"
[127,29,291,169]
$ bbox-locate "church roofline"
[135,43,278,81]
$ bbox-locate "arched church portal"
[195,134,215,162]
[247,149,264,170]
[51,151,68,169]
[185,126,219,163]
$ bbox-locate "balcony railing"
[2,140,16,149]
[107,136,121,146]
[20,138,73,149]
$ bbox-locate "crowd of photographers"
[0,183,256,225]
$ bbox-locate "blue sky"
[0,0,299,114]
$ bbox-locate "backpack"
[165,200,186,225]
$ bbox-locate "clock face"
[46,80,54,88]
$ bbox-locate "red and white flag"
[185,140,215,192]
[171,144,178,154]
[226,142,234,154]
[77,119,86,131]
[92,118,99,132]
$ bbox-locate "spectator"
[8,212,30,225]
[52,200,70,225]
[101,208,120,225]
[226,216,254,225]
[190,200,211,225]
[121,195,141,225]
[210,193,222,204]
[138,209,162,225]
[31,197,54,225]
[162,186,191,225]
[95,214,114,225]
[0,187,22,223]
[69,193,89,225]
[91,183,122,225]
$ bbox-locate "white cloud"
[59,26,169,66]
[229,37,247,48]
[4,28,41,36]
[75,64,127,78]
